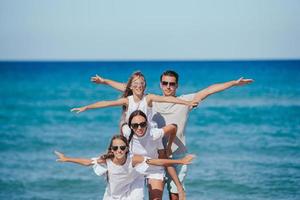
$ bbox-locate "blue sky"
[0,0,299,61]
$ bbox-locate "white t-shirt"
[91,154,148,200]
[152,93,196,155]
[124,126,165,176]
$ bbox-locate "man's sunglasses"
[131,121,147,129]
[111,145,127,151]
[161,81,176,87]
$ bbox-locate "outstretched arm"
[91,74,126,92]
[193,77,253,102]
[54,151,93,166]
[132,154,195,167]
[147,94,198,108]
[70,98,128,113]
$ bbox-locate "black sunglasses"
[111,145,127,151]
[161,81,176,87]
[131,121,147,129]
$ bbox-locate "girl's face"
[130,115,147,137]
[130,76,145,96]
[111,139,128,159]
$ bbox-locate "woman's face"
[130,76,145,96]
[130,115,147,137]
[111,139,128,159]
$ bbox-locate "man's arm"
[91,74,126,92]
[193,77,253,102]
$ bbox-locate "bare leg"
[169,192,179,200]
[147,179,164,200]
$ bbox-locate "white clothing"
[126,95,153,122]
[124,127,165,180]
[152,93,196,155]
[91,155,148,200]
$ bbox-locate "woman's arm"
[70,98,128,113]
[91,74,126,92]
[146,94,198,108]
[193,77,253,102]
[54,151,93,166]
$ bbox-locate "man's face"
[160,75,178,96]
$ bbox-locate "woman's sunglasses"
[111,145,127,151]
[131,121,147,129]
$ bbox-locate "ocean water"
[0,61,299,200]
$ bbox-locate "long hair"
[121,71,146,111]
[127,110,148,144]
[100,135,129,160]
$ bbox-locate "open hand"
[70,106,87,113]
[91,74,105,84]
[234,77,254,86]
[54,151,67,162]
[181,154,195,165]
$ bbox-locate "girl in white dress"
[55,135,194,200]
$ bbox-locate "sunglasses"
[161,81,176,87]
[131,121,147,129]
[131,82,145,88]
[111,145,127,151]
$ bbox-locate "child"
[55,135,194,200]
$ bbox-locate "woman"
[55,135,194,200]
[124,110,187,200]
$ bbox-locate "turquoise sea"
[0,61,300,200]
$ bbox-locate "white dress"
[92,155,149,200]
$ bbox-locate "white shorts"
[146,172,165,181]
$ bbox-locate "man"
[91,71,253,200]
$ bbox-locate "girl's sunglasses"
[111,145,127,151]
[131,121,147,129]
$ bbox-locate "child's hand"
[91,74,105,84]
[54,151,67,162]
[70,106,87,113]
[181,154,195,165]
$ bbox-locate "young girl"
[124,110,187,200]
[55,135,194,200]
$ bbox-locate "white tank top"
[126,95,153,122]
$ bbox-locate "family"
[55,70,253,200]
